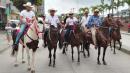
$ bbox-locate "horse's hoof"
[84,55,86,58]
[78,60,80,63]
[103,61,107,65]
[97,61,101,65]
[28,67,31,71]
[14,64,19,67]
[113,52,116,54]
[31,70,35,73]
[53,64,56,67]
[48,63,51,66]
[22,61,25,64]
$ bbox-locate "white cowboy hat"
[94,9,99,12]
[48,8,57,12]
[84,9,89,13]
[68,11,74,15]
[23,2,33,8]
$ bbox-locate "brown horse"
[46,26,59,67]
[61,24,83,62]
[96,27,109,65]
[82,31,92,58]
[103,18,122,54]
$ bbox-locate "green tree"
[12,0,27,11]
[34,0,43,6]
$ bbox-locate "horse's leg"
[62,44,66,54]
[22,46,25,64]
[71,46,74,61]
[110,39,113,51]
[102,47,107,65]
[83,43,86,58]
[118,40,122,50]
[31,51,35,73]
[14,51,19,67]
[97,46,101,65]
[87,44,90,57]
[77,46,80,62]
[113,40,116,54]
[53,48,57,67]
[48,48,52,66]
[26,48,31,71]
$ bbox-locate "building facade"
[0,0,10,30]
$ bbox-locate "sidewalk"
[0,31,11,53]
[117,31,130,54]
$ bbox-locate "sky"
[45,0,129,15]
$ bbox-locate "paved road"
[0,39,130,73]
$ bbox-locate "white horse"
[12,20,39,73]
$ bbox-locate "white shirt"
[20,10,35,22]
[66,17,78,26]
[81,16,90,27]
[46,15,60,28]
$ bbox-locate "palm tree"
[105,4,112,14]
[125,0,130,18]
[114,0,124,17]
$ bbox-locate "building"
[0,0,10,30]
[37,0,45,15]
[10,1,19,20]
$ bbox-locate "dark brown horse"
[61,24,83,62]
[46,26,59,67]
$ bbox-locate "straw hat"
[94,9,99,12]
[48,8,57,12]
[23,2,33,8]
[84,9,89,13]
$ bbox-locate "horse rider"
[115,17,123,39]
[86,9,102,49]
[104,14,113,37]
[64,11,78,43]
[13,2,36,48]
[80,9,90,31]
[44,8,60,47]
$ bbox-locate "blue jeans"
[64,29,71,42]
[15,24,27,45]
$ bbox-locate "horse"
[96,27,109,65]
[102,18,122,54]
[11,20,39,73]
[61,24,83,62]
[11,29,25,66]
[110,25,122,54]
[82,30,92,58]
[46,25,59,67]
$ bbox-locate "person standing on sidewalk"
[5,20,12,46]
[13,2,36,48]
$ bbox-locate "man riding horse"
[64,11,78,43]
[13,2,36,49]
[44,8,60,47]
[86,9,102,49]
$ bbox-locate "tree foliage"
[12,0,27,11]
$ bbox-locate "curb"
[116,46,130,55]
[0,45,10,54]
